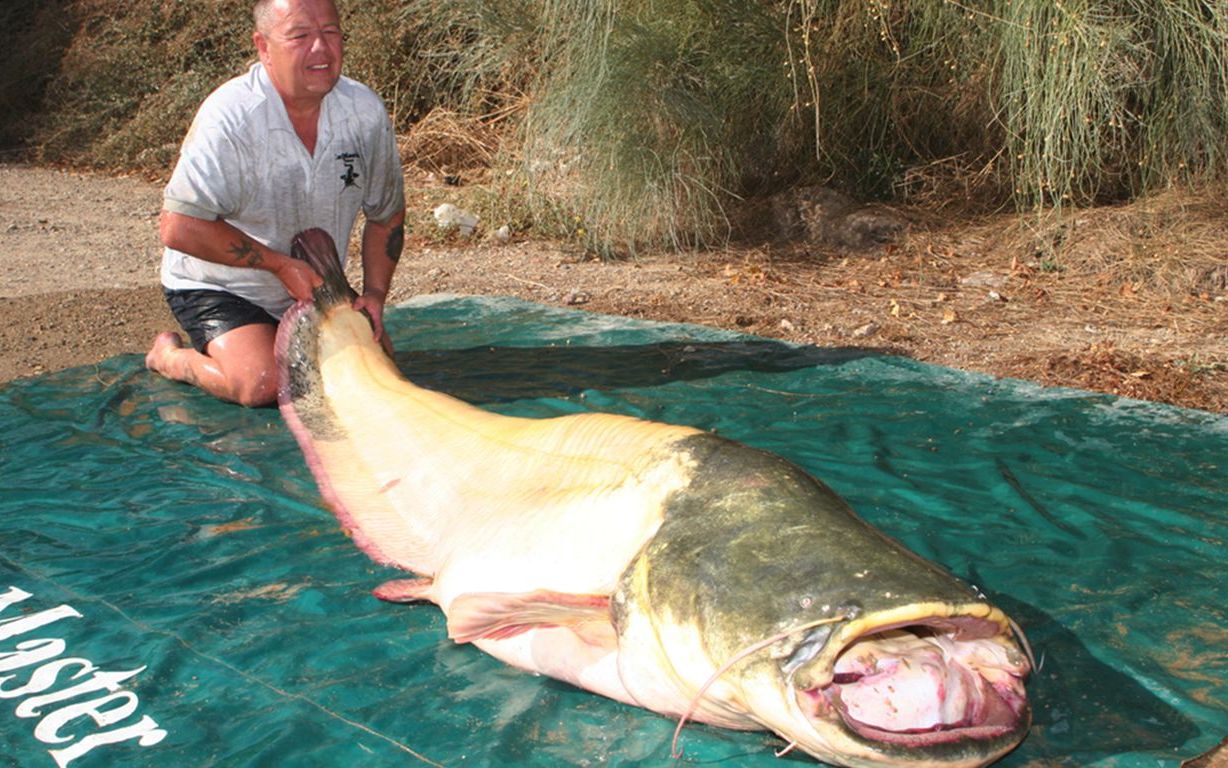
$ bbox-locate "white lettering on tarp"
[1,658,96,701]
[35,690,139,743]
[0,585,167,766]
[48,717,168,768]
[1,639,68,673]
[0,586,35,611]
[0,603,83,642]
[16,666,145,716]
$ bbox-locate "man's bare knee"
[233,375,278,408]
[202,324,280,407]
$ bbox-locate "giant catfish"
[275,229,1032,767]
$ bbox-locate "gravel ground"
[2,162,1225,413]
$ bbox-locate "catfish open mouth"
[794,616,1031,748]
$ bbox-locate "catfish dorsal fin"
[290,228,357,308]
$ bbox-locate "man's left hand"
[353,292,394,356]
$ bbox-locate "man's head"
[253,0,343,110]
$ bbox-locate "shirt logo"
[336,152,361,188]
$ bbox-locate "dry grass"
[935,195,1227,410]
[654,185,1228,412]
[970,188,1228,301]
[398,107,504,176]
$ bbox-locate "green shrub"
[401,0,805,251]
[788,0,1228,209]
[995,0,1228,208]
[5,0,1227,251]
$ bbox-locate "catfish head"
[732,603,1031,767]
[612,434,1031,767]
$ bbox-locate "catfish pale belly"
[275,229,1032,768]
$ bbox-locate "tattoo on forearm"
[229,237,262,268]
[386,225,404,264]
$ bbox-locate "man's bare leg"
[145,323,280,407]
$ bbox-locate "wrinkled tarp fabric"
[1,296,1225,768]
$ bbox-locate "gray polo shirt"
[161,63,405,317]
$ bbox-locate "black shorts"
[164,288,279,353]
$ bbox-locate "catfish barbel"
[275,228,1031,767]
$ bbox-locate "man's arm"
[353,208,407,348]
[159,210,322,301]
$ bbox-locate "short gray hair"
[253,0,275,34]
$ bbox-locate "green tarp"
[1,296,1225,767]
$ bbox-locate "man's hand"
[358,209,406,357]
[353,291,394,356]
[160,211,324,302]
[272,256,324,302]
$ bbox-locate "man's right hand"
[160,211,323,302]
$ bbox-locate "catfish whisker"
[1008,616,1037,672]
[670,615,847,759]
[775,741,799,757]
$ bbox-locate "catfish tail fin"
[291,228,357,309]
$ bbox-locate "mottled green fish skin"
[621,434,980,650]
[615,432,1026,763]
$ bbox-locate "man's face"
[254,0,343,108]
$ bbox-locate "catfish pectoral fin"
[373,577,436,604]
[447,590,614,647]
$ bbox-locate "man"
[146,0,406,406]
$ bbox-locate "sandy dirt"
[1,162,1225,413]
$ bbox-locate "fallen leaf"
[942,308,959,325]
